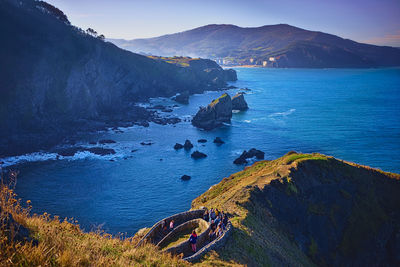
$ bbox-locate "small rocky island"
[192,93,233,130]
[232,93,248,111]
[192,92,248,130]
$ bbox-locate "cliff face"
[192,93,232,130]
[192,152,400,266]
[0,0,236,156]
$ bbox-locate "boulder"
[213,137,225,144]
[181,175,191,181]
[183,140,193,150]
[192,93,232,130]
[174,143,184,149]
[198,139,207,143]
[232,93,248,111]
[191,151,207,159]
[234,148,265,164]
[172,91,190,104]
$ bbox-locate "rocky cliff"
[0,0,236,156]
[192,152,400,266]
[192,93,232,130]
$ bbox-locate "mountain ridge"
[110,24,400,68]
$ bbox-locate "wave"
[0,152,60,167]
[268,108,296,118]
[0,142,136,167]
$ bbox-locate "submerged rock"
[232,93,248,111]
[198,139,207,143]
[234,148,265,164]
[181,175,191,181]
[191,151,207,159]
[192,93,232,130]
[213,137,225,144]
[183,140,193,150]
[174,143,184,150]
[86,147,116,156]
[99,139,116,144]
[140,142,154,146]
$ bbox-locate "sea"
[2,67,400,236]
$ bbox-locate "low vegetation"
[148,56,201,67]
[0,173,187,266]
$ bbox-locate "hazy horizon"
[45,0,400,47]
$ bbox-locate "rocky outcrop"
[213,137,225,144]
[183,140,193,150]
[192,94,232,130]
[198,139,207,143]
[191,151,207,159]
[174,143,183,150]
[172,91,190,104]
[233,148,265,164]
[181,175,191,181]
[231,93,248,111]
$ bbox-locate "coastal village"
[214,56,280,67]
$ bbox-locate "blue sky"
[47,0,400,46]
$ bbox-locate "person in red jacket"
[189,230,197,252]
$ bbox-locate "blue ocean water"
[5,67,400,236]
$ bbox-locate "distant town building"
[249,58,254,63]
[262,61,267,67]
[269,57,276,62]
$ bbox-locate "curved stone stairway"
[136,208,233,262]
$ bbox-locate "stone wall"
[158,218,209,248]
[183,221,233,263]
[136,208,205,247]
[165,219,211,256]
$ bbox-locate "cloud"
[363,31,400,46]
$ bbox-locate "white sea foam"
[0,152,59,167]
[269,108,296,117]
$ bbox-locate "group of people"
[161,219,175,234]
[188,208,229,253]
[203,208,229,243]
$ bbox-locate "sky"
[46,0,400,46]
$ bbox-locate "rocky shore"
[0,0,237,157]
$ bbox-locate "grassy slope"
[0,185,188,266]
[191,152,400,266]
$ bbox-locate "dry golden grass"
[0,172,188,267]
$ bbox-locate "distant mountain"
[0,0,235,156]
[110,24,400,68]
